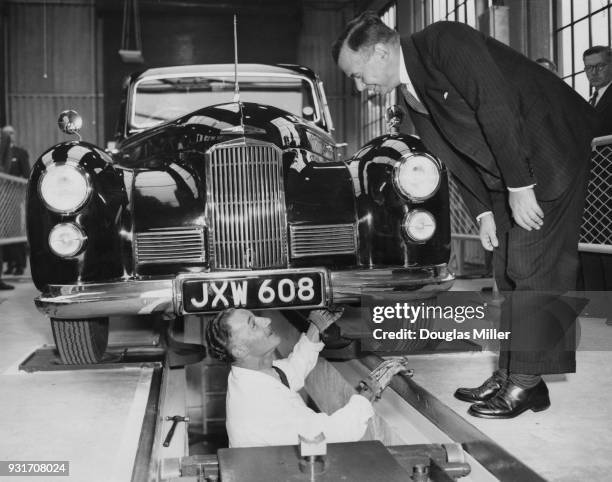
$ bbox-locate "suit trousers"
[493,161,589,375]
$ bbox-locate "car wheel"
[51,318,109,365]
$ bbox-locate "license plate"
[181,271,325,312]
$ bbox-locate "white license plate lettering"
[277,278,295,302]
[184,274,322,312]
[297,277,315,301]
[211,281,229,308]
[258,279,276,304]
[230,281,248,306]
[190,282,210,309]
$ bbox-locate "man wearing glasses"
[584,46,612,136]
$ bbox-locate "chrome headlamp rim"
[48,222,88,258]
[38,162,92,214]
[403,209,436,243]
[393,152,442,202]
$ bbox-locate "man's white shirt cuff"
[507,184,536,192]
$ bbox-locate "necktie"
[272,365,290,388]
[590,89,599,106]
[400,84,429,115]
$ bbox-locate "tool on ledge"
[163,415,189,447]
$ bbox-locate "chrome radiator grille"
[135,227,205,264]
[208,142,287,269]
[290,223,357,258]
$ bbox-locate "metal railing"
[580,135,612,254]
[449,135,612,270]
[0,173,27,246]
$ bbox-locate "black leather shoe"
[0,281,15,290]
[468,380,550,419]
[454,373,505,403]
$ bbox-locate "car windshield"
[131,73,319,129]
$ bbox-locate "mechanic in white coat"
[205,307,406,448]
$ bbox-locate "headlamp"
[39,163,91,213]
[393,153,441,201]
[48,223,87,257]
[403,209,436,242]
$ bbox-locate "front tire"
[51,318,109,365]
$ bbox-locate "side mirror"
[58,110,83,140]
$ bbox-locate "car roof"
[134,63,317,80]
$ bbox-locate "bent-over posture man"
[206,308,406,447]
[333,14,597,419]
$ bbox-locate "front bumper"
[34,265,454,319]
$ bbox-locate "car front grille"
[135,227,206,264]
[290,223,357,258]
[207,141,287,269]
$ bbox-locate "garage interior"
[1,0,612,481]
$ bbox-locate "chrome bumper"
[35,265,454,319]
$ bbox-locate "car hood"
[116,101,335,168]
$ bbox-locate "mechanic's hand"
[360,357,413,400]
[308,305,345,333]
[478,213,498,252]
[508,188,544,231]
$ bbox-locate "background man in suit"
[584,46,612,136]
[581,47,612,292]
[333,13,597,419]
[535,57,559,76]
[1,126,30,278]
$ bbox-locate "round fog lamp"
[39,164,90,213]
[48,223,86,257]
[394,154,441,201]
[403,210,436,242]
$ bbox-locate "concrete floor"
[0,272,611,481]
[0,274,153,482]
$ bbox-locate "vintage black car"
[27,64,453,364]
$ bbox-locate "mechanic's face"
[228,309,280,358]
[584,52,612,89]
[338,42,399,96]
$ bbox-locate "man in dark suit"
[581,47,612,292]
[584,46,612,136]
[1,125,30,279]
[333,13,598,419]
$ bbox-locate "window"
[554,0,612,98]
[430,0,478,28]
[360,3,397,145]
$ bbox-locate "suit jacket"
[6,146,30,178]
[594,85,612,136]
[401,22,598,220]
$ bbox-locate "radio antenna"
[233,14,240,102]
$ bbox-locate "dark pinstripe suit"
[401,22,598,374]
[593,84,612,136]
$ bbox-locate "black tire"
[51,318,109,365]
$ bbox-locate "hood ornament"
[386,105,404,136]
